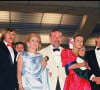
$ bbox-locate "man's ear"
[49,37,51,42]
[95,38,97,42]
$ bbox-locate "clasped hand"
[92,77,100,84]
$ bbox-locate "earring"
[27,44,30,51]
[36,47,38,53]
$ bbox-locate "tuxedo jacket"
[85,50,100,90]
[40,45,66,90]
[0,41,17,90]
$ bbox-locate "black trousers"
[90,81,100,90]
[56,77,61,90]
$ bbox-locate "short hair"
[49,29,62,37]
[15,42,25,48]
[95,34,100,45]
[96,34,100,38]
[26,33,41,50]
[1,27,16,41]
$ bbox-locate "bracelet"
[18,81,22,83]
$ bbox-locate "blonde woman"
[17,33,50,90]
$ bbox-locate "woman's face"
[28,36,40,50]
[74,36,84,49]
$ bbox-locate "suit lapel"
[92,50,100,72]
[1,41,13,65]
[13,48,17,65]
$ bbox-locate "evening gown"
[17,51,50,90]
[61,49,91,90]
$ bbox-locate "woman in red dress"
[61,35,91,90]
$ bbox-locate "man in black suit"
[85,34,100,90]
[0,28,18,90]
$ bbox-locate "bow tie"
[7,44,13,48]
[53,48,60,52]
[97,48,100,50]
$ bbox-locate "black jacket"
[85,50,100,90]
[0,41,17,90]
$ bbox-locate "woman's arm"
[17,54,24,90]
[69,61,88,70]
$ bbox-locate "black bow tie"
[97,48,100,50]
[53,48,60,52]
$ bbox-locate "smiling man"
[40,30,66,90]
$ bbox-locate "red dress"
[61,49,91,90]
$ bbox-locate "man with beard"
[40,30,66,90]
[0,28,18,90]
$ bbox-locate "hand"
[49,72,52,77]
[41,56,49,70]
[19,87,24,90]
[92,77,100,84]
[81,61,89,68]
[19,83,24,90]
[41,60,47,70]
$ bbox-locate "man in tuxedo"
[40,30,66,90]
[0,28,18,90]
[85,34,100,90]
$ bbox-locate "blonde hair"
[26,33,41,50]
[79,46,86,51]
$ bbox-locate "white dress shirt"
[51,46,62,77]
[51,46,61,67]
[3,41,15,64]
[95,47,100,68]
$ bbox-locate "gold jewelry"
[18,81,22,83]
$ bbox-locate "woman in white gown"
[17,33,50,90]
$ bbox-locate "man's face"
[50,31,62,48]
[4,31,16,44]
[15,44,24,52]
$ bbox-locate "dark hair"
[73,34,84,40]
[96,34,100,38]
[95,34,100,45]
[49,29,62,36]
[1,27,16,41]
[15,42,25,48]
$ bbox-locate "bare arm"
[17,54,24,90]
[69,61,88,70]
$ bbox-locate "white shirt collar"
[3,40,8,46]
